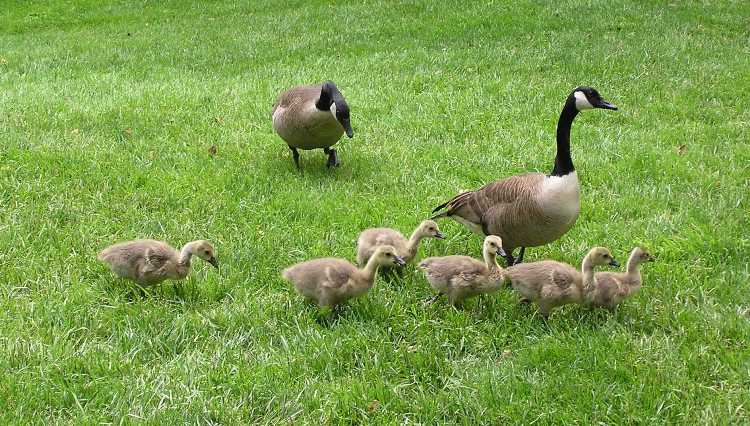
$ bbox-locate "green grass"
[1,0,749,423]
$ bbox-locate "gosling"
[97,239,218,286]
[282,245,405,309]
[504,247,619,318]
[356,220,445,267]
[418,235,505,306]
[584,247,654,310]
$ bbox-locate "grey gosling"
[584,247,654,310]
[282,245,405,309]
[431,87,618,266]
[418,235,505,306]
[504,247,619,318]
[97,239,218,286]
[272,81,353,169]
[356,220,445,267]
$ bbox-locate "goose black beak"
[608,259,620,267]
[595,99,618,110]
[498,247,508,258]
[340,119,353,138]
[394,256,406,267]
[208,257,219,269]
[434,231,445,239]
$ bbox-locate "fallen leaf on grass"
[208,145,218,156]
[367,400,380,412]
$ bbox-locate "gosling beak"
[595,99,618,110]
[434,231,445,239]
[208,257,219,269]
[340,118,353,138]
[608,259,620,267]
[647,255,656,262]
[498,247,507,258]
[394,255,406,267]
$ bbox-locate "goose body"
[432,87,617,265]
[282,245,405,308]
[97,239,218,286]
[356,220,444,266]
[418,235,505,306]
[272,81,353,168]
[504,247,619,318]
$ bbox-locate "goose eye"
[204,250,210,255]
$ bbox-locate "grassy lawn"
[1,0,749,423]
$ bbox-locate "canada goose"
[272,81,353,169]
[585,247,654,310]
[431,87,618,266]
[97,239,218,286]
[418,235,505,306]
[356,220,445,267]
[504,247,619,318]
[282,245,405,309]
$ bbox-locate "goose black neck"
[551,99,579,177]
[315,81,344,111]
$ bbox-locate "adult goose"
[431,87,617,265]
[272,81,353,169]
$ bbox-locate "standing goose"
[282,245,406,309]
[585,247,654,310]
[504,246,619,318]
[356,220,445,267]
[97,239,218,286]
[272,81,353,169]
[431,87,617,265]
[418,235,505,306]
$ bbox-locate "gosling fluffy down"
[97,239,218,286]
[504,247,619,318]
[418,235,505,306]
[585,247,654,310]
[282,245,405,308]
[356,220,445,267]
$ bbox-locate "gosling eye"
[204,250,210,255]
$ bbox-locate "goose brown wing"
[272,84,322,116]
[433,173,544,234]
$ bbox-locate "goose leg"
[289,146,300,169]
[324,147,339,168]
[503,251,516,267]
[516,247,526,264]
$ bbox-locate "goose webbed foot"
[289,146,300,169]
[324,147,339,168]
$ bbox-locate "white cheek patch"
[574,91,594,111]
[329,102,337,117]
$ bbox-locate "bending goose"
[585,247,654,310]
[418,235,505,306]
[431,87,617,265]
[272,81,353,169]
[356,220,445,267]
[504,246,619,318]
[282,245,405,309]
[97,239,218,286]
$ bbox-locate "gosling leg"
[424,293,442,305]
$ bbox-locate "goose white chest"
[538,172,581,221]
